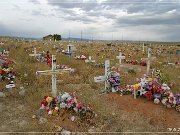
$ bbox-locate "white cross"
[85,56,95,63]
[36,55,69,97]
[142,48,151,75]
[94,60,110,91]
[29,47,41,57]
[116,52,125,65]
[142,43,145,52]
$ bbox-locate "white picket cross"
[94,60,110,91]
[36,55,69,97]
[29,47,41,57]
[116,52,125,65]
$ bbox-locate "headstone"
[65,45,76,56]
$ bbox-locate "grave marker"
[29,47,41,57]
[141,48,152,75]
[94,60,110,91]
[116,52,125,65]
[36,55,69,97]
[147,48,151,75]
[65,44,76,55]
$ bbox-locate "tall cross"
[146,48,151,75]
[142,43,145,52]
[116,52,125,65]
[36,55,69,97]
[94,60,110,91]
[141,48,152,75]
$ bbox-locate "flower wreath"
[107,71,121,92]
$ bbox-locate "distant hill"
[15,37,42,40]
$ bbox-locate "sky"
[0,0,180,41]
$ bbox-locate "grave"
[36,55,70,97]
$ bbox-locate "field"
[0,37,180,134]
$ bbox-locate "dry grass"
[0,38,179,132]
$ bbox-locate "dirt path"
[105,93,180,129]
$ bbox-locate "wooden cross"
[36,55,69,97]
[29,47,41,57]
[142,43,145,52]
[94,60,110,91]
[142,48,152,75]
[85,56,95,63]
[116,52,125,65]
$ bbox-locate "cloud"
[0,0,180,41]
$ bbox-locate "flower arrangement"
[107,71,121,92]
[124,74,179,112]
[40,92,94,118]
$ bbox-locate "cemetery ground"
[0,38,180,134]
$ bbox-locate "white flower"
[154,98,160,104]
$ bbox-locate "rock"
[70,116,75,121]
[17,105,24,110]
[38,117,47,124]
[0,92,5,97]
[56,126,63,132]
[88,126,101,132]
[32,115,36,119]
[19,90,26,96]
[18,120,28,128]
[36,108,45,119]
[61,129,71,135]
[88,126,95,133]
[112,113,116,116]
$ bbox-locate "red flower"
[40,101,48,107]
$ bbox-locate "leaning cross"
[116,52,125,65]
[94,60,110,91]
[36,55,69,97]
